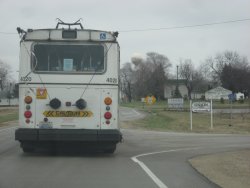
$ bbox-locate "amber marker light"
[24,96,32,104]
[104,97,112,105]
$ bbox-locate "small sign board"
[168,98,183,109]
[192,102,210,112]
[145,96,156,105]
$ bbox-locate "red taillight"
[24,96,32,104]
[24,111,32,118]
[104,112,112,119]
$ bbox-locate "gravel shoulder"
[189,150,250,188]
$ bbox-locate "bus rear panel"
[15,23,122,153]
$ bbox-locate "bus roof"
[21,28,118,42]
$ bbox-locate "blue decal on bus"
[100,33,106,40]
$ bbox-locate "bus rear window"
[32,44,105,73]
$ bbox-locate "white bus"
[15,20,122,153]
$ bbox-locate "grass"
[121,102,250,134]
[121,99,250,110]
[0,108,18,124]
[0,113,18,124]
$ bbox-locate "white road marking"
[131,143,250,188]
[0,126,18,133]
[131,147,201,188]
[132,157,168,188]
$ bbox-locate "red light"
[24,111,32,118]
[25,119,30,124]
[104,112,112,119]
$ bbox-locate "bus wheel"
[21,142,35,153]
[104,145,116,154]
[22,147,34,153]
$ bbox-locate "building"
[205,86,232,100]
[164,79,205,99]
[164,79,188,99]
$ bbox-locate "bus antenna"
[55,18,84,30]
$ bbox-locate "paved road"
[0,108,250,188]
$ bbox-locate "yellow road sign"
[43,111,93,117]
[36,88,47,99]
[145,95,156,105]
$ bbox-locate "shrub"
[220,97,224,104]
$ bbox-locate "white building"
[164,79,188,99]
[205,86,232,100]
[236,92,244,100]
[164,79,204,99]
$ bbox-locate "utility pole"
[174,65,180,98]
[176,65,179,89]
[177,65,179,82]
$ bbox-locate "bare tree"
[221,63,250,96]
[204,51,248,87]
[120,62,134,102]
[0,59,12,91]
[126,52,172,100]
[179,59,194,100]
[146,52,172,99]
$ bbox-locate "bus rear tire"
[21,142,35,153]
[22,147,34,153]
[104,144,116,154]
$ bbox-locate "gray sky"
[0,0,250,80]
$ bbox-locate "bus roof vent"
[56,18,84,30]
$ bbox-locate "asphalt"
[0,107,249,188]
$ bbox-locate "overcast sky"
[0,0,250,80]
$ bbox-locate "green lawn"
[121,99,250,110]
[0,113,18,124]
[0,108,19,124]
[121,101,250,134]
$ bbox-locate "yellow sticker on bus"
[36,88,47,99]
[43,111,93,117]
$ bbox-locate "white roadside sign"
[190,100,213,131]
[168,98,183,109]
[192,102,211,112]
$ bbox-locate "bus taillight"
[24,96,32,104]
[104,112,112,119]
[24,111,32,118]
[104,97,112,105]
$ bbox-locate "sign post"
[190,100,192,131]
[190,100,213,130]
[210,99,213,129]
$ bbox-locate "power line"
[119,18,250,32]
[0,18,250,35]
[0,31,17,35]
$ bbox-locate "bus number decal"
[106,78,117,84]
[20,76,32,82]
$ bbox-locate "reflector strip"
[43,111,93,117]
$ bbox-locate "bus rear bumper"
[15,128,122,143]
